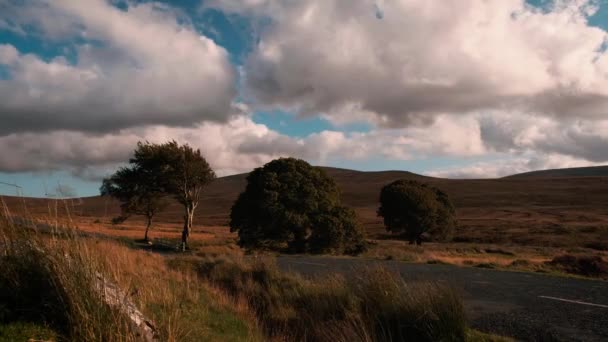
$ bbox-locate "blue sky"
[0,0,607,197]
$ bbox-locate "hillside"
[505,165,608,179]
[4,166,608,247]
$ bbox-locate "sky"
[0,0,607,197]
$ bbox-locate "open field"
[4,167,608,270]
[5,167,608,249]
[2,166,608,340]
[3,166,608,278]
[1,215,510,341]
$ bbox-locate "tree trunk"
[181,205,194,251]
[144,216,152,242]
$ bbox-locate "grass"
[171,255,468,342]
[466,329,514,342]
[363,240,608,279]
[0,216,262,341]
[0,321,58,342]
[0,197,511,341]
[546,254,608,279]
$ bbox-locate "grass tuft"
[173,255,468,342]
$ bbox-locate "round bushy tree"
[377,180,456,245]
[230,158,366,254]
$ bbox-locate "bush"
[230,158,366,254]
[378,180,456,244]
[187,256,467,342]
[585,241,608,251]
[547,254,608,278]
[0,221,136,340]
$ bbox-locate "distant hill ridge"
[504,165,608,179]
[5,164,608,241]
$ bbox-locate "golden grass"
[364,240,608,278]
[0,213,263,342]
[170,255,469,342]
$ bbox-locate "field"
[3,167,608,276]
[2,166,608,340]
[7,167,608,245]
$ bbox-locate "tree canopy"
[230,158,366,254]
[377,180,456,245]
[130,141,216,250]
[100,165,167,242]
[102,141,215,249]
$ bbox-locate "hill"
[3,166,608,247]
[505,165,608,179]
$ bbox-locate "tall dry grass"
[0,211,261,341]
[171,255,467,342]
[0,215,139,341]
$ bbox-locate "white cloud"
[0,117,279,178]
[210,0,608,126]
[0,112,491,179]
[1,0,607,181]
[0,0,235,134]
[427,153,603,178]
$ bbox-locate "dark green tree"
[377,180,456,245]
[308,206,367,254]
[131,141,216,251]
[230,157,366,254]
[100,166,167,242]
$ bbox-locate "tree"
[230,157,366,254]
[100,166,167,242]
[377,180,456,245]
[131,141,216,251]
[308,206,367,255]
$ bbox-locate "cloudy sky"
[0,0,607,196]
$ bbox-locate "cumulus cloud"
[1,0,607,182]
[210,0,608,126]
[0,0,235,134]
[0,113,491,179]
[0,117,278,178]
[479,111,608,162]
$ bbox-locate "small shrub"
[585,241,608,251]
[484,248,515,256]
[578,226,599,233]
[110,215,127,225]
[509,259,531,267]
[547,254,608,278]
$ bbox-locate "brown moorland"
[2,166,608,279]
[5,166,608,249]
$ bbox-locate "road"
[277,256,608,342]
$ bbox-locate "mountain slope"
[505,165,608,179]
[3,166,608,245]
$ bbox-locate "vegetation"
[101,165,168,241]
[173,256,467,342]
[0,217,261,341]
[547,254,608,278]
[230,158,366,254]
[127,141,216,250]
[378,179,456,245]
